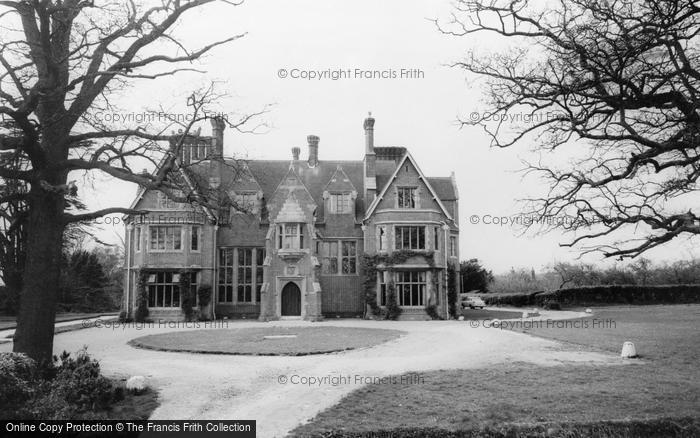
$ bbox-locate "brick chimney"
[364,112,375,154]
[307,135,319,167]
[292,147,300,161]
[363,113,377,202]
[209,117,226,188]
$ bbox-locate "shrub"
[0,353,37,419]
[197,284,212,308]
[1,350,127,420]
[385,283,402,320]
[425,305,441,320]
[447,263,458,319]
[118,310,132,323]
[543,300,562,310]
[32,349,119,419]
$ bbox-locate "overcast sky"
[80,0,700,274]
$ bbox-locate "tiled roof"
[226,160,366,223]
[187,155,456,222]
[427,177,458,201]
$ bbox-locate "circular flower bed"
[128,326,404,356]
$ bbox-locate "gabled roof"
[271,165,317,206]
[364,152,454,222]
[427,177,458,201]
[323,165,357,193]
[223,159,366,223]
[125,155,215,222]
[128,147,457,224]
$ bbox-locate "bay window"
[278,224,303,250]
[379,271,388,306]
[134,227,141,252]
[191,226,200,251]
[395,271,426,307]
[147,272,180,307]
[395,226,426,250]
[377,226,387,252]
[150,226,182,251]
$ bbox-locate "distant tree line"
[490,259,700,294]
[0,240,121,315]
[456,257,700,294]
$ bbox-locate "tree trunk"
[3,270,23,315]
[12,187,65,364]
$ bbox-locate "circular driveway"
[0,311,620,438]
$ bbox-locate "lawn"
[0,312,115,330]
[129,326,405,355]
[458,308,523,321]
[291,305,700,437]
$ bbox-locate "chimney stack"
[292,147,300,161]
[364,112,375,154]
[363,113,377,203]
[307,135,319,167]
[210,117,226,159]
[209,117,226,189]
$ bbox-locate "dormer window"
[397,187,417,209]
[180,142,210,163]
[232,191,259,215]
[156,190,184,210]
[278,224,304,250]
[328,192,352,214]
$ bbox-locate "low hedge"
[314,416,699,437]
[482,284,700,308]
[482,291,544,307]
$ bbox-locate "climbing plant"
[447,262,458,319]
[363,250,436,320]
[197,284,212,313]
[134,270,150,323]
[361,255,382,317]
[385,281,401,320]
[179,270,194,321]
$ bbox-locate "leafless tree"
[0,0,263,362]
[440,0,700,260]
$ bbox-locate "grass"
[458,308,523,320]
[0,312,115,330]
[129,326,405,356]
[291,304,700,437]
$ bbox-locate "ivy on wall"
[447,262,458,319]
[135,270,150,323]
[385,281,401,320]
[179,269,194,321]
[197,284,212,314]
[362,250,436,320]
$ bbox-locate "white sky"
[78,0,700,274]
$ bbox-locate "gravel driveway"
[0,310,622,438]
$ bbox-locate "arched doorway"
[281,282,301,316]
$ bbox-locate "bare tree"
[441,0,700,259]
[550,262,600,289]
[0,125,27,313]
[0,0,261,362]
